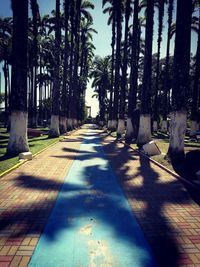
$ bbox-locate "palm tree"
[137,0,154,145]
[0,17,12,128]
[190,2,200,137]
[29,0,40,127]
[49,0,61,137]
[125,0,140,141]
[68,0,94,129]
[167,0,192,160]
[71,0,82,128]
[60,0,70,134]
[161,0,174,133]
[37,32,55,124]
[117,0,131,137]
[103,0,116,130]
[67,0,75,130]
[7,0,29,154]
[79,19,97,123]
[90,56,111,126]
[152,0,165,132]
[113,0,122,131]
[77,1,94,126]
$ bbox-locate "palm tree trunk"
[60,0,70,134]
[190,6,200,137]
[153,0,164,132]
[49,0,61,137]
[72,0,81,128]
[7,0,29,154]
[33,66,37,127]
[126,0,139,141]
[108,11,116,130]
[99,86,104,126]
[28,67,34,126]
[68,0,75,130]
[113,0,122,130]
[31,0,39,127]
[117,0,131,137]
[168,0,192,160]
[137,0,154,145]
[3,61,8,128]
[161,0,173,133]
[38,54,42,125]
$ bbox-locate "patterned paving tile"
[102,134,200,267]
[0,129,84,267]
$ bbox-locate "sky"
[0,0,198,117]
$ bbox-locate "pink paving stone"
[0,256,13,262]
[5,242,22,246]
[192,240,200,244]
[189,236,200,241]
[0,262,10,267]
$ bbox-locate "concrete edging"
[122,141,200,191]
[106,130,198,190]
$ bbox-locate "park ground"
[0,125,200,267]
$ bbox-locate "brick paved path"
[0,128,84,267]
[0,125,200,267]
[102,134,200,267]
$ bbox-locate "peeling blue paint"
[28,129,158,267]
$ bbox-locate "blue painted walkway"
[28,129,158,267]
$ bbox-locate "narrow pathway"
[28,127,157,267]
[1,125,200,267]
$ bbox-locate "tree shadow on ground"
[60,137,83,143]
[62,147,92,154]
[0,127,196,267]
[170,149,200,202]
[0,153,17,160]
[101,133,193,267]
[0,137,157,266]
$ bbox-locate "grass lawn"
[0,128,60,176]
[110,130,200,172]
[151,132,200,171]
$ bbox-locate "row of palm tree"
[1,0,96,154]
[1,0,199,161]
[91,0,198,160]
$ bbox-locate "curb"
[106,132,200,191]
[0,160,29,178]
[0,128,80,179]
[123,142,200,191]
[0,139,60,179]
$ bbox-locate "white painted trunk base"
[99,121,104,127]
[117,119,125,135]
[137,114,152,145]
[67,118,73,130]
[110,120,117,131]
[59,116,67,134]
[169,111,187,155]
[125,118,134,139]
[49,115,60,137]
[7,111,29,154]
[73,119,78,128]
[161,120,168,133]
[153,121,158,132]
[107,120,112,130]
[190,121,199,137]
